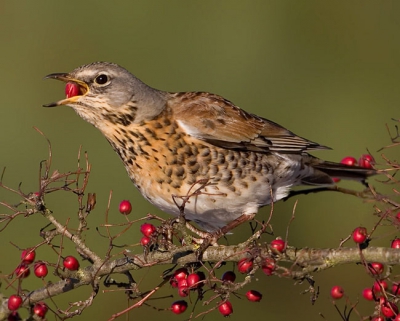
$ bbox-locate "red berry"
[362,288,375,301]
[170,268,188,289]
[381,300,398,318]
[393,283,400,296]
[170,278,179,288]
[218,301,233,317]
[7,311,21,321]
[14,264,30,279]
[262,257,276,276]
[187,273,201,289]
[368,262,384,275]
[119,200,132,215]
[358,154,375,169]
[177,279,189,297]
[393,314,400,321]
[237,258,253,274]
[352,227,368,244]
[173,268,188,281]
[140,236,151,246]
[392,238,400,249]
[140,223,157,237]
[340,156,358,166]
[330,285,344,299]
[332,177,341,183]
[63,256,80,271]
[374,280,388,292]
[246,290,262,302]
[21,248,36,264]
[178,286,189,297]
[34,262,48,278]
[270,239,286,253]
[33,302,48,318]
[171,300,187,314]
[178,278,188,288]
[7,295,22,311]
[65,82,80,98]
[262,266,274,275]
[221,271,236,282]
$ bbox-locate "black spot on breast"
[163,118,171,126]
[156,177,164,184]
[230,160,238,169]
[128,147,137,156]
[138,146,150,157]
[188,163,200,174]
[164,167,173,177]
[210,164,219,175]
[145,127,157,138]
[171,181,181,189]
[128,105,138,114]
[174,166,185,177]
[217,154,225,165]
[222,171,233,183]
[117,114,131,126]
[187,157,197,167]
[201,148,210,157]
[129,131,139,139]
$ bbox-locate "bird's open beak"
[43,73,89,107]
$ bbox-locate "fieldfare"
[44,62,376,232]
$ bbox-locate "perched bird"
[44,62,375,233]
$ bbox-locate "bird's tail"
[303,158,377,186]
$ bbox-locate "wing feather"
[170,92,329,153]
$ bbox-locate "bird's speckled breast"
[101,108,303,230]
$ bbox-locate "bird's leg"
[194,213,256,259]
[184,222,210,239]
[171,178,229,246]
[218,213,256,237]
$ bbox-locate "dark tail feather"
[303,160,377,186]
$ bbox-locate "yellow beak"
[43,73,89,107]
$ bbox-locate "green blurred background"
[1,1,399,320]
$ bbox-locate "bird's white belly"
[146,176,293,231]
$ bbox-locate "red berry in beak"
[65,82,80,98]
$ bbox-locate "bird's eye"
[95,74,109,85]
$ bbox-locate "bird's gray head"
[44,62,167,128]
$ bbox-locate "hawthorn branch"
[23,244,400,306]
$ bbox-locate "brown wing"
[169,92,329,153]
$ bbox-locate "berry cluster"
[333,154,375,183]
[168,267,206,314]
[166,238,286,316]
[7,247,80,318]
[329,222,400,319]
